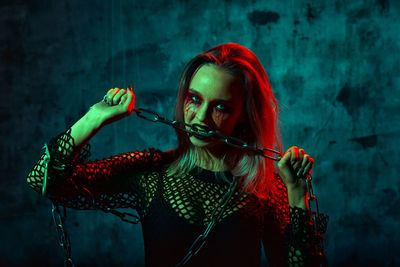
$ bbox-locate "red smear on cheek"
[184,97,192,117]
[214,110,227,124]
[184,100,198,119]
[215,110,222,121]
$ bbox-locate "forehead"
[189,64,243,100]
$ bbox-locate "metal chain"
[133,107,326,264]
[176,177,239,266]
[41,143,73,267]
[41,144,50,196]
[305,174,328,266]
[51,203,74,267]
[101,208,141,224]
[46,106,325,266]
[133,108,282,161]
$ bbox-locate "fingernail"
[297,170,301,177]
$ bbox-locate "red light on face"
[215,109,225,123]
[185,105,191,116]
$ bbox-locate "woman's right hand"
[89,86,136,128]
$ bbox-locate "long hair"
[166,42,283,201]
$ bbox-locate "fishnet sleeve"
[26,127,163,216]
[262,174,327,267]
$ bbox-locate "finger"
[105,88,119,105]
[278,149,292,165]
[113,89,127,105]
[297,154,309,176]
[124,89,133,106]
[294,149,305,169]
[118,93,128,105]
[103,88,113,103]
[290,146,298,165]
[290,146,299,167]
[124,85,136,113]
[307,158,314,175]
[299,149,305,158]
[106,88,113,95]
[110,88,121,103]
[107,88,117,98]
[302,160,313,176]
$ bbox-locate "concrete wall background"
[1,0,399,265]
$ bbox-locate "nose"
[196,103,211,123]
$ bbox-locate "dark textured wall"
[1,0,399,266]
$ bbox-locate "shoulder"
[266,172,289,206]
[146,148,179,169]
[263,172,290,225]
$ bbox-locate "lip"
[192,123,212,132]
[193,133,211,141]
[189,123,213,140]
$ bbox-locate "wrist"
[287,187,308,210]
[85,108,104,130]
[69,109,103,149]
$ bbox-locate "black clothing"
[27,127,326,266]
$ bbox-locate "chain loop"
[305,173,328,266]
[41,144,51,196]
[102,208,141,224]
[134,108,282,161]
[176,177,239,266]
[47,105,325,266]
[51,203,74,267]
[133,107,326,265]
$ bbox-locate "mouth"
[189,123,213,141]
[193,133,211,141]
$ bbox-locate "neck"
[193,144,230,172]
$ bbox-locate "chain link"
[102,208,141,224]
[134,108,281,161]
[176,177,239,266]
[52,203,74,267]
[133,107,326,265]
[47,106,325,266]
[41,144,51,196]
[305,174,329,266]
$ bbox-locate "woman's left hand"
[277,146,314,208]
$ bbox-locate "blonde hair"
[166,43,283,200]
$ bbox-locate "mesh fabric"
[27,127,327,266]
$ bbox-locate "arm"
[26,95,163,214]
[262,174,326,267]
[27,125,163,212]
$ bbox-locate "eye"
[215,103,230,112]
[188,94,201,104]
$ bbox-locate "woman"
[27,43,326,266]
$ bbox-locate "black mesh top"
[27,127,326,267]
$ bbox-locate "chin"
[189,135,217,148]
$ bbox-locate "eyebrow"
[188,88,233,104]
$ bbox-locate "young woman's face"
[184,64,245,148]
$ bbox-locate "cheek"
[213,110,228,125]
[184,101,198,119]
[184,105,190,116]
